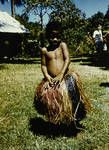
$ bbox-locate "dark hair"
[46,21,62,38]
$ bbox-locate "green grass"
[0,58,109,150]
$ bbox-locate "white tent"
[0,11,29,33]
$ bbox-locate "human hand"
[46,75,53,85]
[53,73,64,85]
[44,75,53,90]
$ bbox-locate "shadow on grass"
[100,82,109,87]
[0,64,9,70]
[71,53,109,70]
[29,117,84,138]
[0,57,41,64]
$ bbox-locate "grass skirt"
[34,71,91,124]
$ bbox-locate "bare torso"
[45,46,64,77]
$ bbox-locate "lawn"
[0,57,109,150]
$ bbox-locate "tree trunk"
[40,5,43,31]
[11,0,15,18]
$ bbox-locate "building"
[0,11,29,58]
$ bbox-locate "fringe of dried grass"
[67,69,92,112]
[35,70,91,124]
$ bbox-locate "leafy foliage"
[86,12,104,35]
[23,0,52,29]
[1,0,109,57]
[46,0,88,53]
[104,5,109,30]
[15,0,90,56]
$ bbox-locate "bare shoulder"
[41,47,47,54]
[60,42,68,51]
[60,42,67,48]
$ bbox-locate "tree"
[104,5,109,19]
[23,0,52,30]
[0,0,22,17]
[86,11,104,36]
[23,0,89,55]
[49,0,87,51]
[104,5,109,30]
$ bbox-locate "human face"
[49,30,61,46]
[98,25,102,30]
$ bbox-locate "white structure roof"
[0,11,29,33]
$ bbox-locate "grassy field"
[0,57,109,150]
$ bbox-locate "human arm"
[60,42,70,74]
[92,31,96,43]
[41,48,53,84]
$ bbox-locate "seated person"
[34,21,91,125]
